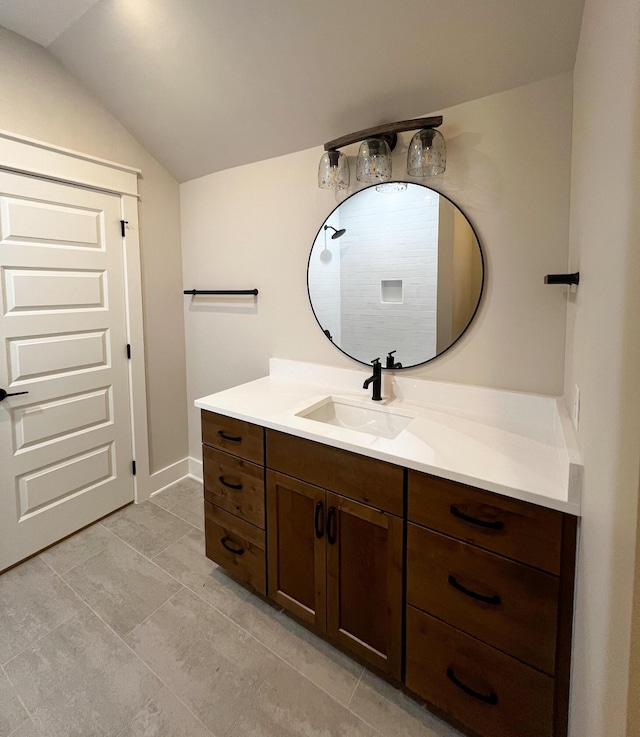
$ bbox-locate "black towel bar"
[183,289,258,296]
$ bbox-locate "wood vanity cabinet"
[201,410,267,594]
[265,430,404,680]
[405,470,577,737]
[201,410,577,737]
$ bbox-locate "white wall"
[0,26,189,481]
[562,1,640,735]
[181,72,573,463]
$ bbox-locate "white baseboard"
[148,457,190,497]
[188,456,203,483]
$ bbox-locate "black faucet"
[363,358,383,401]
[386,351,403,369]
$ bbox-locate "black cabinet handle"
[220,537,245,555]
[446,668,498,705]
[218,430,242,442]
[448,575,501,606]
[314,501,324,539]
[218,476,243,490]
[450,505,504,531]
[327,506,337,545]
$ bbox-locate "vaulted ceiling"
[0,0,585,182]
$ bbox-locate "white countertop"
[195,359,582,515]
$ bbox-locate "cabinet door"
[267,471,326,630]
[326,493,403,679]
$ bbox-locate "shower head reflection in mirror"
[320,225,347,263]
[325,225,347,239]
[308,182,484,369]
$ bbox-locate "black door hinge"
[132,460,137,476]
[126,344,131,359]
[120,220,128,237]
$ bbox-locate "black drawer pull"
[220,537,245,555]
[314,501,324,539]
[218,475,243,490]
[448,575,501,606]
[327,506,337,545]
[450,505,504,530]
[446,667,498,705]
[218,430,242,442]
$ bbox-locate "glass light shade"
[318,149,349,190]
[375,181,407,193]
[356,138,392,183]
[407,128,446,177]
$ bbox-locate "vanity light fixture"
[318,116,445,190]
[318,149,350,190]
[407,128,446,177]
[356,138,393,183]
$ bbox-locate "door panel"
[266,471,326,630]
[3,267,106,313]
[13,387,111,452]
[0,171,134,571]
[17,444,115,518]
[0,196,103,248]
[326,493,403,679]
[338,511,389,654]
[8,329,109,382]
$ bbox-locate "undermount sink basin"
[296,396,416,439]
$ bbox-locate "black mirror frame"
[307,181,486,370]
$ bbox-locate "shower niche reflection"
[307,183,484,369]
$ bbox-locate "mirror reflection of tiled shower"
[339,186,439,365]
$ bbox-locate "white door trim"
[0,130,140,196]
[0,131,152,502]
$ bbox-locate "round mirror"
[307,182,484,369]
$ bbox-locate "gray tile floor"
[0,478,463,737]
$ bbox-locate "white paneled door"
[0,171,134,571]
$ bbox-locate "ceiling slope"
[0,0,100,46]
[0,0,585,182]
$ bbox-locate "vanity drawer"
[407,471,563,574]
[266,429,403,516]
[201,410,264,464]
[407,524,559,674]
[204,502,266,595]
[406,606,554,737]
[203,446,265,528]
